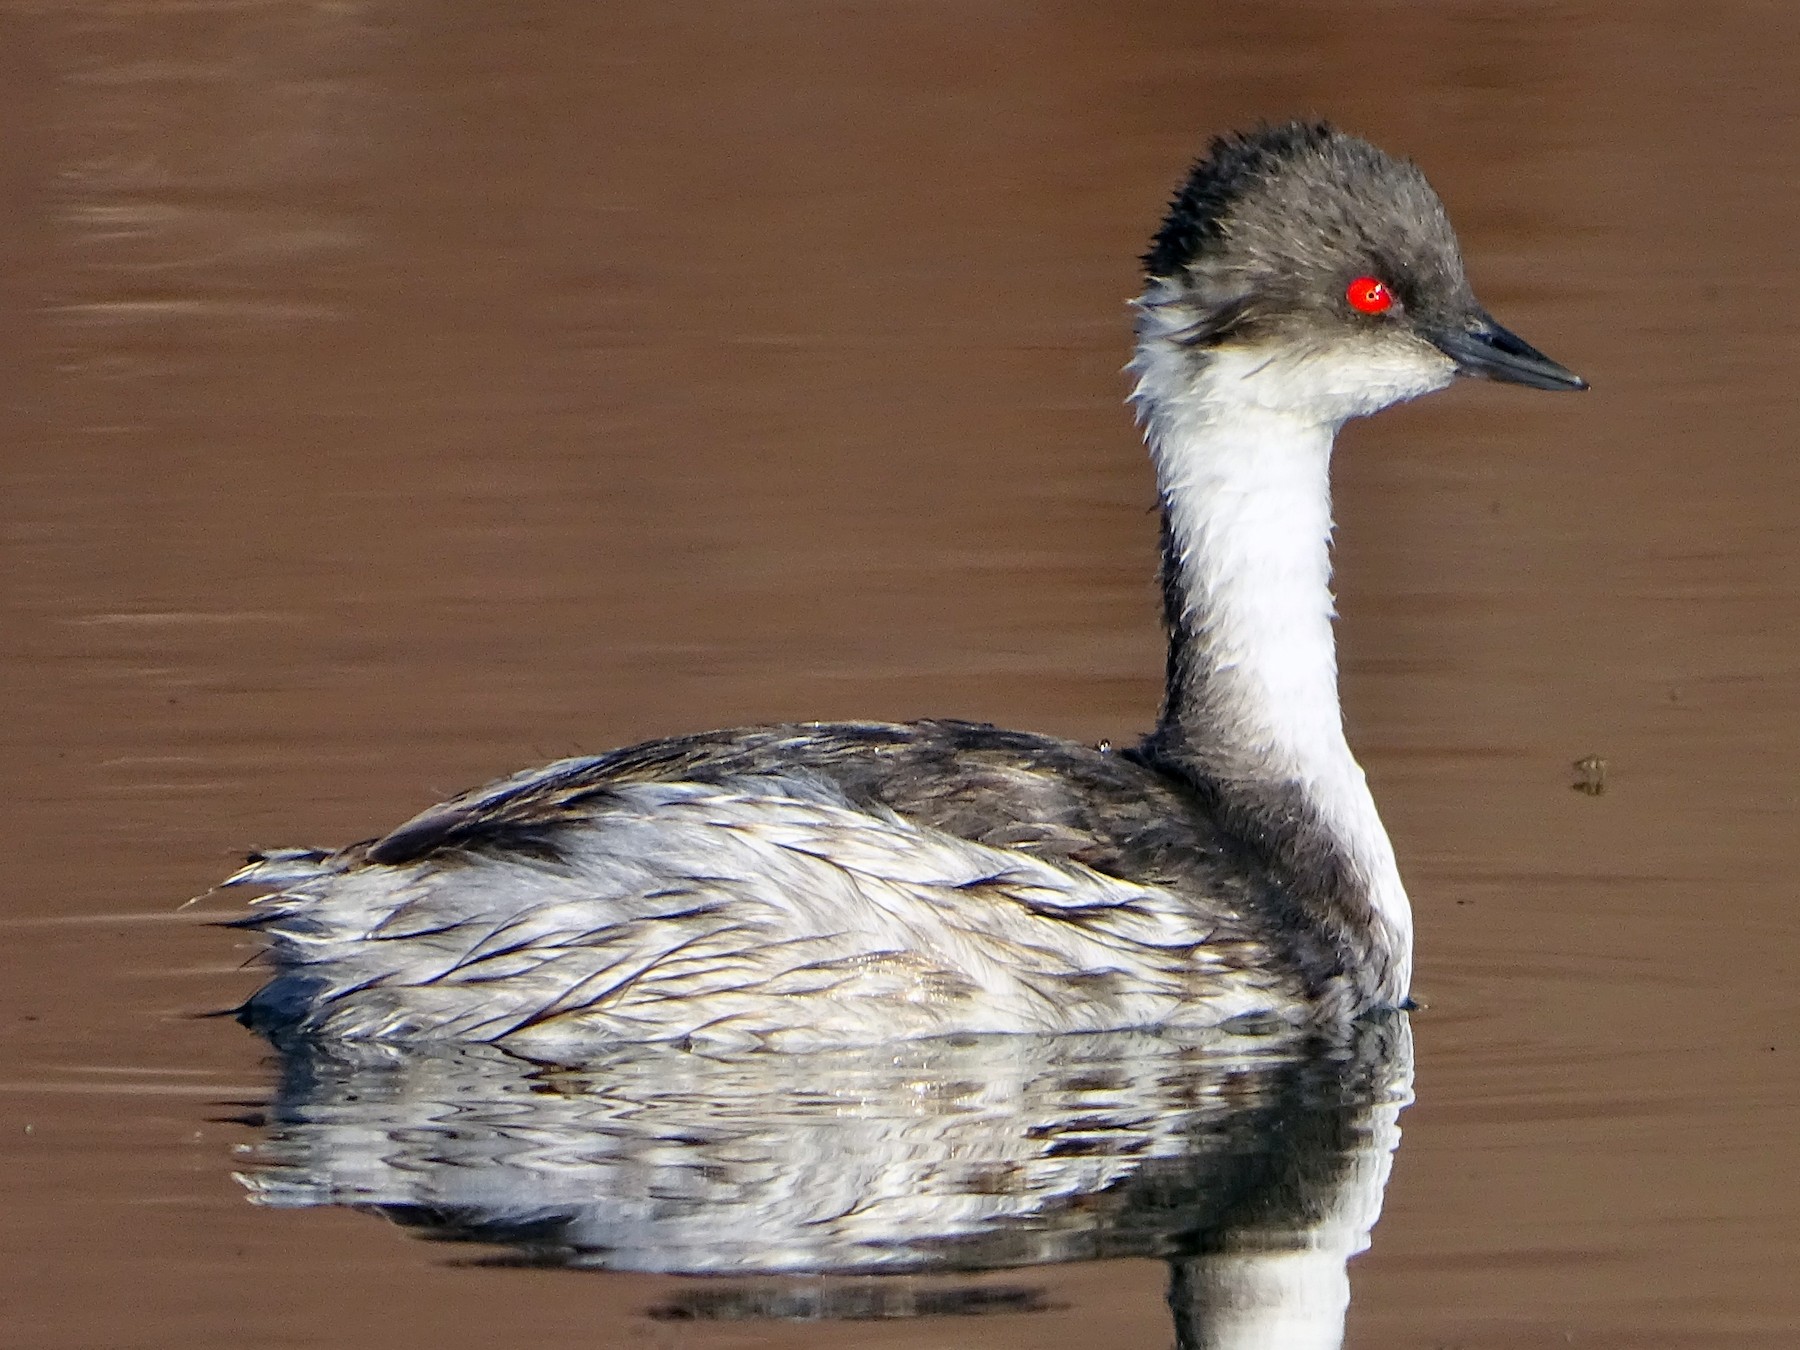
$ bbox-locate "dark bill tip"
[1432,314,1588,392]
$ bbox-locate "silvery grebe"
[225,123,1585,1050]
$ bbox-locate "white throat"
[1130,317,1433,997]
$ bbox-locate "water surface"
[2,3,1796,1347]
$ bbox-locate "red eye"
[1346,276,1393,314]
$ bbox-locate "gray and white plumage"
[224,123,1585,1051]
[231,723,1314,1049]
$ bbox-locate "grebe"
[225,123,1585,1050]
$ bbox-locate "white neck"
[1130,316,1422,998]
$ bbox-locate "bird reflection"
[236,1015,1411,1348]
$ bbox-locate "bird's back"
[229,720,1326,1049]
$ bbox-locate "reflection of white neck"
[1131,322,1425,999]
[1177,1249,1355,1350]
[1168,1051,1409,1350]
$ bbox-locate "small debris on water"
[1571,754,1607,796]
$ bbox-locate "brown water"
[3,3,1796,1346]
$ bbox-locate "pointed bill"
[1432,313,1587,391]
